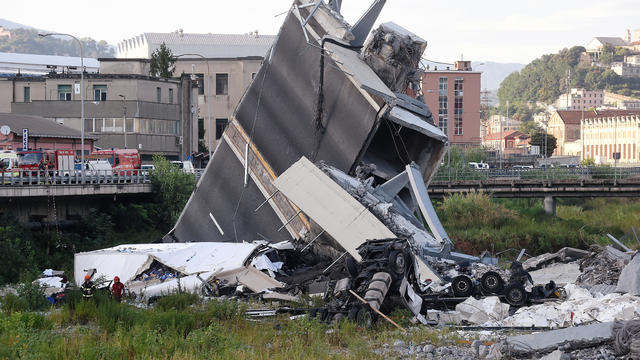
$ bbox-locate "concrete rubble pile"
[576,245,631,287]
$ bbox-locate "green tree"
[150,155,195,231]
[530,132,557,158]
[599,44,615,66]
[150,43,176,78]
[0,215,37,284]
[519,120,542,136]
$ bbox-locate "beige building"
[548,110,589,156]
[486,115,521,135]
[116,32,275,151]
[585,37,628,61]
[603,91,640,110]
[555,89,604,110]
[582,110,640,164]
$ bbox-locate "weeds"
[436,193,640,255]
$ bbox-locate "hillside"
[0,18,36,30]
[497,46,640,105]
[0,19,114,58]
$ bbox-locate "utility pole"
[118,94,127,148]
[614,115,618,181]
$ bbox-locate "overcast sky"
[4,0,639,64]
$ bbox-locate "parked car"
[468,162,489,170]
[171,160,195,174]
[141,164,156,175]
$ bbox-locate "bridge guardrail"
[431,167,640,182]
[0,169,205,186]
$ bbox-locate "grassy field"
[0,291,463,360]
[435,194,640,256]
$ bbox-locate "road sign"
[0,125,10,136]
[22,128,28,150]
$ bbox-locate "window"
[438,77,448,133]
[454,78,464,136]
[23,87,30,102]
[169,88,174,104]
[93,85,107,101]
[58,85,72,101]
[216,74,228,95]
[215,118,228,139]
[156,87,161,102]
[196,74,204,95]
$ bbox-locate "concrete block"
[616,253,640,295]
[506,321,613,355]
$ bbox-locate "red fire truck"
[17,149,76,176]
[87,149,141,174]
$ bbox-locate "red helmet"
[84,274,91,280]
[114,276,120,282]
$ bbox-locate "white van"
[468,162,489,170]
[85,160,113,177]
[0,150,19,177]
[171,160,195,174]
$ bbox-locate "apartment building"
[555,89,604,110]
[422,60,481,147]
[582,110,640,164]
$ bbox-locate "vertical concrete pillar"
[544,195,556,216]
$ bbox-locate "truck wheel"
[388,251,407,275]
[504,284,528,307]
[480,271,505,295]
[356,307,374,327]
[347,306,359,322]
[452,275,474,297]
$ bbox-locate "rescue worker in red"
[111,276,125,302]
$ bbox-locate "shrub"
[439,193,517,228]
[154,292,201,312]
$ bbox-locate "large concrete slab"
[273,156,395,261]
[506,322,613,355]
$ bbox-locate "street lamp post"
[39,32,85,181]
[118,94,127,148]
[175,54,212,159]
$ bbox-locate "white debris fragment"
[502,283,640,327]
[529,262,581,285]
[455,296,510,325]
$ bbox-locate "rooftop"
[0,113,97,140]
[118,32,276,59]
[556,110,640,124]
[0,52,100,75]
[592,37,628,47]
